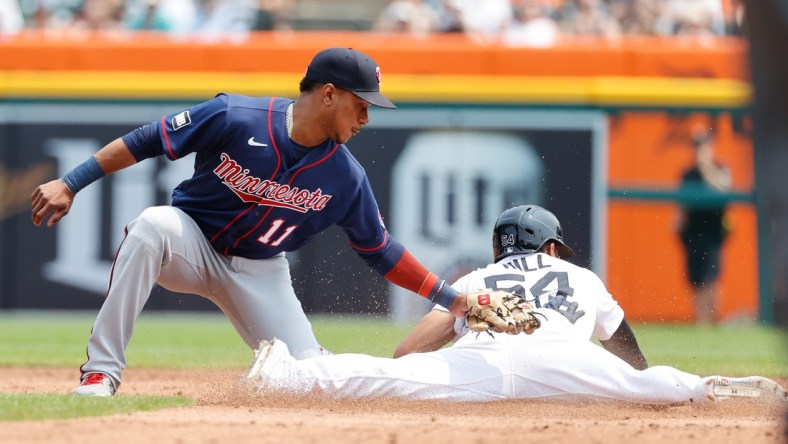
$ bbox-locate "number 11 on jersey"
[257,219,296,247]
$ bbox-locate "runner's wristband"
[62,156,106,194]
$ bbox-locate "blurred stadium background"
[0,0,784,328]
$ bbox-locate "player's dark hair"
[299,77,322,93]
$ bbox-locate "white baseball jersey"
[442,252,624,344]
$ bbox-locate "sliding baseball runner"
[244,206,787,405]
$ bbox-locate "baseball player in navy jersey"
[244,205,787,405]
[30,47,471,397]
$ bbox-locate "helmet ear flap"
[492,233,502,261]
[493,223,521,262]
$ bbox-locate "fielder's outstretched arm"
[599,318,648,370]
[353,234,468,316]
[31,138,137,227]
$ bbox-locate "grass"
[0,311,785,375]
[0,393,192,421]
[0,311,785,422]
[0,312,785,375]
[0,311,417,369]
[628,323,787,376]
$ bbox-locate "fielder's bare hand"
[448,293,469,318]
[31,179,75,227]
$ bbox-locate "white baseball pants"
[270,322,712,404]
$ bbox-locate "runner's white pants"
[81,206,323,387]
[274,320,712,404]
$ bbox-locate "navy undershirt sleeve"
[356,233,406,275]
[122,121,165,162]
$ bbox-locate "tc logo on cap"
[375,67,381,84]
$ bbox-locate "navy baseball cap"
[305,47,396,109]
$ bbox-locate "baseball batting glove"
[466,290,544,335]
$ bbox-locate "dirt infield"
[2,367,786,444]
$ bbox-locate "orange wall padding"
[0,31,749,79]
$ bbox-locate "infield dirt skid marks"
[0,368,785,444]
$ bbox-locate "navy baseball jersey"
[122,94,402,269]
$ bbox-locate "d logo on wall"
[388,131,545,320]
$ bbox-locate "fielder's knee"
[125,206,179,253]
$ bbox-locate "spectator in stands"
[673,5,715,37]
[608,0,671,35]
[19,0,82,30]
[373,0,438,35]
[0,0,24,35]
[432,0,464,33]
[666,0,725,36]
[70,0,125,32]
[250,0,294,31]
[195,0,257,39]
[447,0,513,41]
[556,0,620,38]
[501,0,559,47]
[124,0,200,35]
